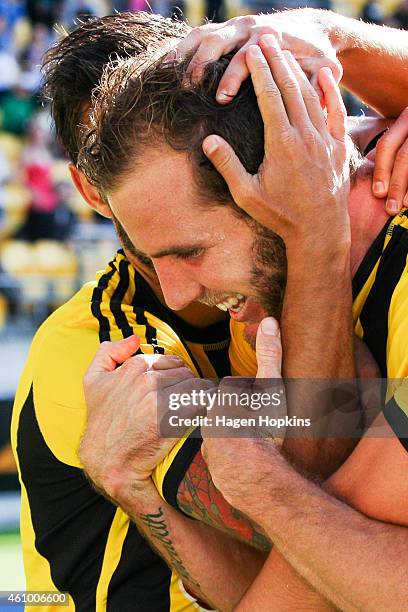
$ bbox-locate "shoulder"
[326,411,408,526]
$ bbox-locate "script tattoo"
[139,507,201,591]
[177,450,271,551]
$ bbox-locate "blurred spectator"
[128,0,150,10]
[16,182,76,241]
[0,51,20,94]
[20,23,53,93]
[0,149,11,184]
[389,0,408,29]
[0,0,26,53]
[17,114,56,238]
[0,77,37,135]
[205,0,225,22]
[26,0,63,30]
[60,0,110,25]
[361,0,385,25]
[11,115,75,242]
[243,0,274,13]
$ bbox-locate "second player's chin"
[243,321,261,348]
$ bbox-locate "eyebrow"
[149,244,208,259]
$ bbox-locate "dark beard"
[251,223,287,321]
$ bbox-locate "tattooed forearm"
[140,507,201,591]
[177,450,271,552]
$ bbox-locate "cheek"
[201,249,253,289]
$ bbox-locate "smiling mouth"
[215,293,246,314]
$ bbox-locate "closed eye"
[174,248,205,261]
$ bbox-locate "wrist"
[285,233,351,266]
[103,465,158,511]
[324,11,354,55]
[242,462,297,533]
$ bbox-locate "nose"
[153,259,204,310]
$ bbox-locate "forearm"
[324,10,408,117]
[282,242,353,378]
[115,480,266,611]
[275,8,408,117]
[281,242,358,476]
[235,456,408,611]
[177,449,271,551]
[238,547,335,612]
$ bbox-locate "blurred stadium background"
[0,0,406,601]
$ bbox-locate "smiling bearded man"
[78,50,361,348]
[78,34,408,611]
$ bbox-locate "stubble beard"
[244,224,287,347]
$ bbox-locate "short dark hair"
[78,52,265,215]
[42,11,189,164]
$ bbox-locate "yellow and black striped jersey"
[11,250,232,612]
[352,209,408,450]
[227,207,408,452]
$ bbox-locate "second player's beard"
[244,225,287,347]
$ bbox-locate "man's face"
[108,146,285,345]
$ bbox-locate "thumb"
[256,318,282,379]
[87,335,141,375]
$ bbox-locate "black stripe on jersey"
[109,258,134,338]
[131,267,229,376]
[91,261,116,343]
[162,432,202,511]
[17,385,174,612]
[362,130,387,157]
[203,340,231,378]
[17,385,116,612]
[359,224,408,376]
[130,262,230,346]
[107,522,171,612]
[130,268,165,355]
[352,217,392,301]
[383,396,408,451]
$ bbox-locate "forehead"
[108,145,240,251]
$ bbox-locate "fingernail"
[387,199,400,213]
[203,137,219,155]
[217,90,232,99]
[216,91,236,104]
[261,318,278,336]
[373,181,385,195]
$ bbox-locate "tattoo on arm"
[177,450,271,552]
[140,507,201,592]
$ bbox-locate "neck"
[348,162,390,278]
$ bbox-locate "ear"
[69,164,112,219]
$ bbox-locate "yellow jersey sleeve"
[228,320,257,377]
[11,274,202,612]
[384,268,408,450]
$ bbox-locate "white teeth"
[216,294,246,313]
